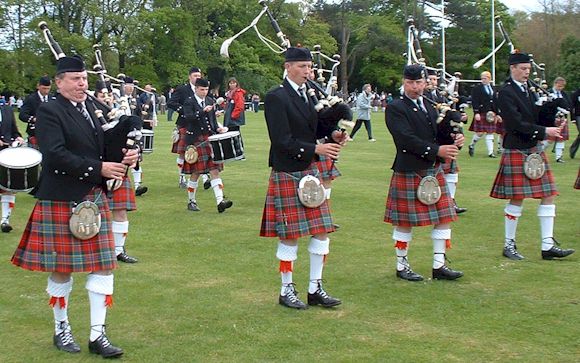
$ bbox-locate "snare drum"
[0,147,42,192]
[141,129,154,153]
[208,131,244,163]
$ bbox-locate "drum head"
[141,129,154,135]
[0,147,42,168]
[208,131,240,141]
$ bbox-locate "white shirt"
[285,77,306,99]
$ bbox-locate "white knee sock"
[177,157,184,172]
[276,242,298,296]
[1,194,15,223]
[112,221,129,256]
[393,229,412,271]
[504,203,523,244]
[132,168,142,188]
[325,188,332,200]
[308,237,330,293]
[432,229,451,269]
[201,174,209,183]
[555,142,565,159]
[86,274,114,342]
[470,133,480,145]
[538,204,556,251]
[485,134,494,155]
[47,276,73,334]
[211,178,224,205]
[187,180,198,202]
[444,173,458,199]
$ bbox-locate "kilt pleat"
[182,137,224,175]
[384,166,457,227]
[260,165,335,239]
[490,147,558,199]
[472,113,497,133]
[11,188,117,273]
[171,127,187,154]
[316,155,341,182]
[107,176,136,211]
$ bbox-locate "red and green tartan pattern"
[556,119,569,141]
[384,166,457,227]
[442,158,460,174]
[260,165,335,240]
[107,176,136,211]
[11,188,117,273]
[490,147,558,199]
[495,120,505,135]
[316,155,341,182]
[171,127,187,155]
[469,113,497,133]
[181,137,224,175]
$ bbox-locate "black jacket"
[0,106,22,148]
[471,83,498,113]
[34,94,106,201]
[386,95,441,172]
[497,78,545,149]
[167,83,195,128]
[183,96,219,144]
[265,79,326,172]
[19,91,55,137]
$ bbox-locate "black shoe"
[88,334,123,358]
[279,284,308,309]
[468,144,474,157]
[503,240,524,260]
[542,239,575,260]
[488,153,497,158]
[396,267,424,281]
[203,179,211,190]
[217,199,233,213]
[135,185,148,196]
[187,201,200,211]
[307,281,342,307]
[453,199,467,214]
[53,329,81,353]
[556,158,565,163]
[117,252,138,263]
[333,223,341,230]
[432,265,464,280]
[1,222,12,233]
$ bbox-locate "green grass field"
[1,110,579,362]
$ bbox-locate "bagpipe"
[405,18,466,140]
[38,21,142,191]
[220,0,353,133]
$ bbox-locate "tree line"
[0,0,577,98]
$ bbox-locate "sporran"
[184,145,199,164]
[486,111,496,123]
[69,200,102,240]
[297,175,326,208]
[417,175,441,205]
[523,153,545,180]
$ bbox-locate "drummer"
[182,78,233,213]
[0,104,25,232]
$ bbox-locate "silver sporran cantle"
[297,175,326,208]
[69,201,102,240]
[523,153,545,180]
[417,175,442,205]
[486,111,496,123]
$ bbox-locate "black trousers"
[350,119,373,139]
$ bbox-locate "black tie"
[417,98,427,114]
[521,83,528,96]
[76,103,95,129]
[486,85,492,96]
[299,87,308,103]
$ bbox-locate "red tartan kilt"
[181,138,224,175]
[107,176,136,211]
[171,127,187,154]
[260,164,335,240]
[384,166,457,227]
[11,188,117,273]
[556,120,569,141]
[575,168,580,190]
[441,158,460,174]
[316,155,341,182]
[490,147,558,199]
[472,113,497,133]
